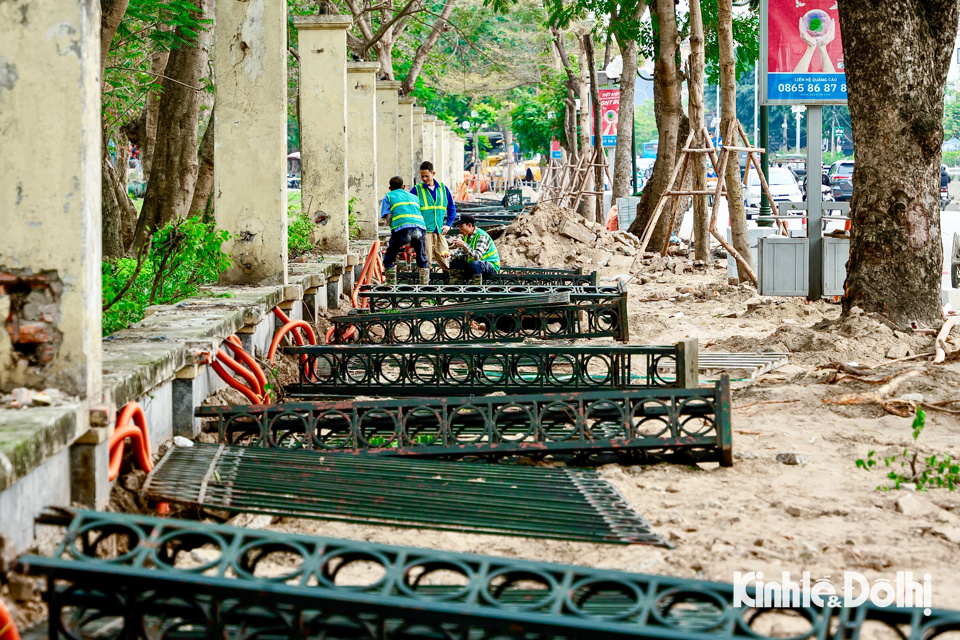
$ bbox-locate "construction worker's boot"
[418,267,431,285]
[385,266,397,285]
[471,274,484,286]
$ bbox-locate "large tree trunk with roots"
[189,105,216,219]
[837,0,957,326]
[577,30,594,218]
[628,0,682,248]
[688,0,709,261]
[718,0,751,280]
[612,9,644,201]
[133,0,212,248]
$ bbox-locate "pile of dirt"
[497,202,641,270]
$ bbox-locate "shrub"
[102,217,232,335]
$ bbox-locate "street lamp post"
[790,105,806,154]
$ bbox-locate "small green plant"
[102,216,232,335]
[855,407,960,491]
[348,197,361,241]
[288,212,314,256]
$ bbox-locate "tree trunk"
[584,33,605,224]
[373,40,396,80]
[718,0,751,280]
[551,27,580,161]
[687,0,709,261]
[577,30,592,165]
[838,0,957,325]
[628,0,681,248]
[102,153,125,260]
[100,0,130,78]
[612,9,644,200]
[133,0,212,248]
[401,0,457,95]
[190,104,216,219]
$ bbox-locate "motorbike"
[941,186,950,210]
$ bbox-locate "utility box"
[758,236,809,296]
[822,237,850,296]
[727,228,777,281]
[616,197,641,231]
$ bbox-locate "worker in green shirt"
[380,176,429,284]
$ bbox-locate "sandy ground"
[7,219,960,628]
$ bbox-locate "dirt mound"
[497,202,641,270]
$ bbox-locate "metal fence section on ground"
[196,378,731,466]
[330,291,628,343]
[143,445,669,545]
[20,508,958,640]
[358,283,626,311]
[395,269,599,286]
[282,341,698,397]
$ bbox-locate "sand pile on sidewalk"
[497,202,642,270]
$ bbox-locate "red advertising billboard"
[590,88,620,147]
[761,0,847,104]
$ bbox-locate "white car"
[743,167,803,210]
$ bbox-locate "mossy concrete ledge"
[0,405,82,493]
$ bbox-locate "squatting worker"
[412,161,457,271]
[449,214,500,285]
[380,176,429,284]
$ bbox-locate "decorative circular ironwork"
[233,541,310,584]
[313,410,353,450]
[492,403,536,442]
[481,568,559,612]
[539,402,579,442]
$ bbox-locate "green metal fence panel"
[20,508,958,640]
[332,291,628,343]
[196,379,732,466]
[142,445,669,545]
[359,283,625,312]
[395,269,599,286]
[282,342,697,397]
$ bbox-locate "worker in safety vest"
[411,161,457,271]
[380,176,429,284]
[449,214,500,285]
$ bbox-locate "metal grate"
[396,269,599,286]
[20,508,958,640]
[331,292,628,343]
[282,341,698,397]
[143,444,670,546]
[358,283,625,312]
[196,379,732,466]
[657,352,789,379]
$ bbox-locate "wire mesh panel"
[283,342,696,396]
[196,379,732,466]
[142,445,669,545]
[21,509,959,640]
[358,283,625,311]
[331,292,628,343]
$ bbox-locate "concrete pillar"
[347,62,380,241]
[295,16,351,254]
[397,98,416,188]
[442,126,453,188]
[215,0,288,284]
[422,115,437,174]
[0,0,102,400]
[455,137,465,187]
[412,107,426,182]
[375,81,401,201]
[434,123,448,188]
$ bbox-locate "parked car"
[743,167,803,209]
[828,160,855,202]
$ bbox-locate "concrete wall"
[412,108,426,182]
[375,81,401,202]
[295,16,351,254]
[397,98,416,188]
[214,0,288,284]
[434,123,448,188]
[423,116,437,174]
[0,0,102,400]
[0,447,71,552]
[347,63,380,240]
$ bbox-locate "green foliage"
[287,190,313,257]
[348,197,361,241]
[855,408,960,491]
[944,151,960,168]
[102,217,231,335]
[634,100,658,145]
[510,75,567,157]
[103,0,210,132]
[944,82,960,142]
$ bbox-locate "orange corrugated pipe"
[109,403,152,481]
[269,320,317,363]
[0,599,21,640]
